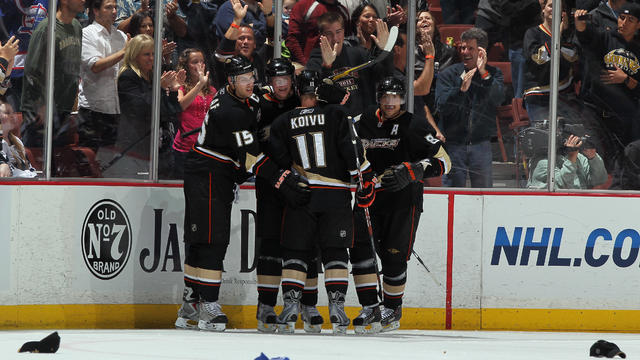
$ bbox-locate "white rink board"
[6,185,640,314]
[0,187,12,293]
[450,194,483,310]
[405,193,449,308]
[0,185,448,308]
[481,195,640,310]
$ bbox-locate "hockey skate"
[175,301,199,330]
[352,305,382,335]
[299,304,324,333]
[380,305,402,333]
[328,291,350,335]
[256,302,277,333]
[277,289,301,334]
[198,301,228,332]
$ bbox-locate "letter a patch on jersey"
[390,124,399,135]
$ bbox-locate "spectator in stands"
[523,0,579,124]
[0,97,37,178]
[612,138,640,189]
[475,0,507,52]
[338,0,359,15]
[107,34,182,178]
[20,0,83,150]
[589,0,628,33]
[175,0,219,72]
[504,0,542,99]
[0,36,19,97]
[129,10,154,36]
[390,2,409,25]
[391,27,442,139]
[77,0,128,154]
[281,0,298,38]
[306,11,392,116]
[128,11,177,68]
[579,1,628,120]
[344,2,380,53]
[578,1,629,152]
[285,0,350,65]
[116,0,150,32]
[435,27,504,188]
[527,133,608,189]
[0,0,47,113]
[416,9,458,142]
[576,0,601,12]
[476,0,541,98]
[116,0,186,38]
[441,0,479,25]
[575,3,640,188]
[214,0,271,52]
[117,0,185,70]
[173,48,216,179]
[213,0,266,89]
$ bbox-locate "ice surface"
[2,329,639,359]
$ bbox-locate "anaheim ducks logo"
[604,48,640,74]
[362,138,401,149]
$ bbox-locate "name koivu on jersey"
[290,114,325,129]
[361,138,401,149]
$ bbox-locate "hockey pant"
[351,206,421,309]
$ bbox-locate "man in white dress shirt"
[78,0,128,152]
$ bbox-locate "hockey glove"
[355,178,377,208]
[317,81,349,104]
[381,160,430,192]
[274,169,311,207]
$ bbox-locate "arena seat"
[437,24,472,46]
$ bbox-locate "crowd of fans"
[1,0,640,189]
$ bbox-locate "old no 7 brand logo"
[81,200,132,280]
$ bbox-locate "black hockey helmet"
[265,58,295,80]
[376,76,406,105]
[296,70,320,96]
[225,55,254,79]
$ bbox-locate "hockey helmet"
[296,70,320,96]
[265,58,295,80]
[376,76,406,106]
[225,55,255,79]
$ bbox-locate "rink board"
[1,183,640,331]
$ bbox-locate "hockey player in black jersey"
[268,70,372,334]
[255,59,324,333]
[350,77,451,333]
[175,55,311,332]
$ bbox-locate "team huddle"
[174,55,451,335]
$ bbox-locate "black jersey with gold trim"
[523,24,578,97]
[269,104,369,211]
[257,91,300,151]
[185,86,278,182]
[578,24,640,108]
[355,105,450,211]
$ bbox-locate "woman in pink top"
[173,48,216,179]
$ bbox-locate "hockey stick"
[347,115,383,302]
[100,129,151,172]
[181,127,200,138]
[411,249,443,288]
[326,26,398,83]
